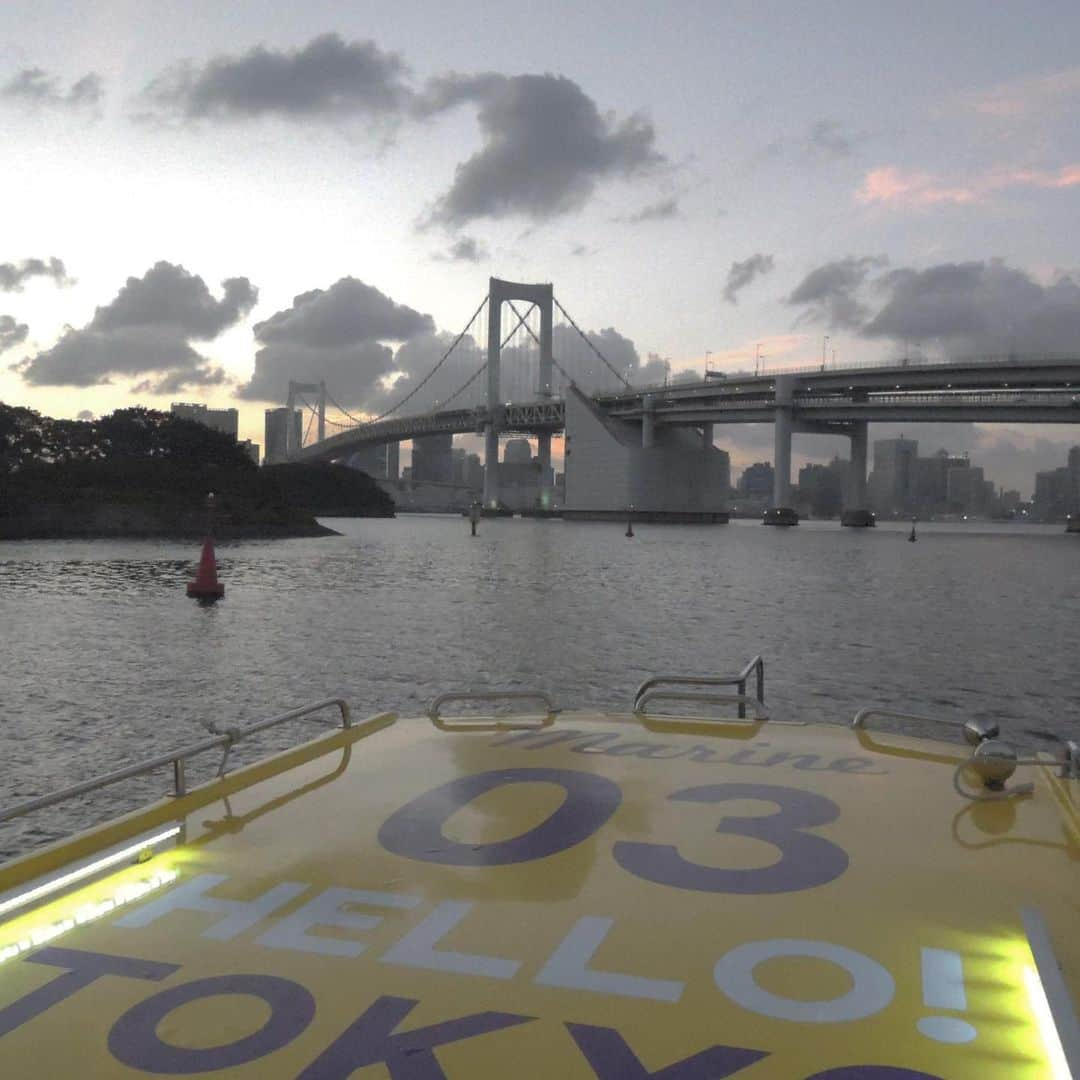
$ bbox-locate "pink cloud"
[858,163,1080,208]
[965,67,1080,118]
[857,167,976,207]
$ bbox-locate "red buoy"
[187,537,225,601]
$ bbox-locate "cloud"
[419,72,663,224]
[0,257,72,291]
[862,261,1080,355]
[723,253,775,304]
[433,236,487,263]
[789,256,1080,357]
[618,197,679,224]
[17,261,256,387]
[0,315,28,353]
[857,164,1080,207]
[569,243,595,257]
[786,256,888,329]
[140,33,411,123]
[1,68,103,111]
[962,66,1080,119]
[762,118,865,162]
[806,119,856,158]
[237,277,434,404]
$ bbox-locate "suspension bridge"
[282,277,1080,523]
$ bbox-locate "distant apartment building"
[868,437,918,514]
[737,461,773,499]
[239,440,260,465]
[1032,444,1080,519]
[797,458,846,518]
[411,434,454,483]
[170,402,239,439]
[264,407,301,465]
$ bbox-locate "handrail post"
[756,658,765,706]
[172,758,186,798]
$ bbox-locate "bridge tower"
[484,278,554,509]
[286,380,326,457]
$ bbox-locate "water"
[1,516,1077,856]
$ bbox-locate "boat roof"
[0,706,1076,1078]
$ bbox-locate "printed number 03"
[379,770,849,894]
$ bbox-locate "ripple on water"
[0,517,1077,857]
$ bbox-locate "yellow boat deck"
[0,707,1076,1078]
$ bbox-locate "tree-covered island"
[0,404,394,539]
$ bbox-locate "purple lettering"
[0,947,177,1039]
[379,768,621,866]
[566,1022,767,1078]
[613,783,848,894]
[108,974,314,1073]
[298,995,532,1079]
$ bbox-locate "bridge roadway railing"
[761,352,1080,377]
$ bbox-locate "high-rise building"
[412,434,454,483]
[170,402,239,439]
[737,462,773,498]
[503,438,533,464]
[239,440,260,465]
[946,464,986,514]
[869,438,918,513]
[264,408,301,465]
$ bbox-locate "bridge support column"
[841,421,874,527]
[769,376,796,521]
[537,432,553,509]
[386,441,399,482]
[483,425,499,508]
[702,423,713,449]
[642,395,655,449]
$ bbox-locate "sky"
[2,0,1079,492]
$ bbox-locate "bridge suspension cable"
[368,295,488,423]
[553,296,631,389]
[506,301,577,390]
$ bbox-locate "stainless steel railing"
[633,656,765,719]
[427,691,559,730]
[0,698,354,825]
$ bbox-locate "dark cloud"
[17,262,256,387]
[790,256,1080,355]
[0,315,28,353]
[0,257,72,291]
[863,261,1080,354]
[569,243,594,257]
[131,366,231,396]
[237,278,434,404]
[1,68,103,111]
[433,236,487,263]
[419,73,663,224]
[723,253,775,304]
[786,255,888,328]
[140,34,411,122]
[618,197,679,224]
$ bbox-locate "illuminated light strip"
[1021,907,1080,1080]
[0,869,178,965]
[0,826,181,921]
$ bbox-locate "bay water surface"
[1,515,1077,854]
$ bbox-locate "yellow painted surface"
[0,712,1076,1078]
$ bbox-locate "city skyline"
[2,2,1079,491]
